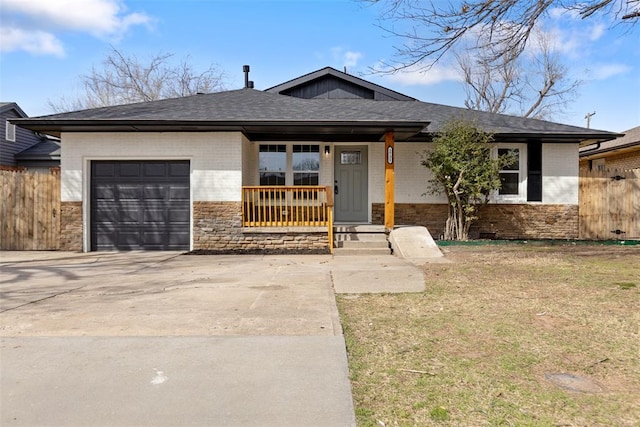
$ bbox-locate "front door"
[334,146,368,222]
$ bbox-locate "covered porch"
[241,131,401,253]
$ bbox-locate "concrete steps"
[333,225,391,256]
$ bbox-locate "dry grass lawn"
[338,243,640,426]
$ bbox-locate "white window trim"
[491,143,527,203]
[259,143,320,186]
[5,120,16,142]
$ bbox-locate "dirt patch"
[545,372,605,393]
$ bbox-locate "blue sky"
[1,0,638,132]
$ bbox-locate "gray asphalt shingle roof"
[579,126,640,156]
[15,139,60,160]
[12,86,618,142]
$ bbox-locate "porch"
[241,186,391,254]
[241,185,335,253]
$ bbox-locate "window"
[259,144,286,185]
[259,144,320,186]
[493,144,526,201]
[5,120,16,142]
[293,145,319,185]
[498,148,520,195]
[591,158,605,172]
[340,151,361,165]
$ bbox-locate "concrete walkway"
[0,251,426,426]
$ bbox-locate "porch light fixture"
[324,145,331,155]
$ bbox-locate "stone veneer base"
[193,201,329,252]
[61,201,578,252]
[61,201,329,253]
[60,201,83,251]
[372,203,579,240]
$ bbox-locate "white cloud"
[344,51,363,68]
[589,63,632,80]
[330,47,364,70]
[548,7,582,20]
[539,9,609,58]
[589,23,605,41]
[381,64,462,86]
[1,0,151,56]
[0,27,65,56]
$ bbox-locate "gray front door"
[334,146,368,222]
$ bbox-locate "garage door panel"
[118,231,141,246]
[144,208,166,223]
[143,231,166,245]
[93,163,115,177]
[168,232,190,246]
[120,163,141,177]
[92,206,118,223]
[169,208,190,223]
[169,162,190,177]
[117,185,142,200]
[143,162,167,177]
[169,185,190,200]
[91,160,190,251]
[143,185,166,200]
[95,232,116,248]
[93,185,115,201]
[121,208,142,224]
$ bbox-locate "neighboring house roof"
[579,126,640,158]
[14,138,61,162]
[12,68,619,144]
[0,102,28,118]
[2,101,58,168]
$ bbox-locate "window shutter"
[527,141,542,202]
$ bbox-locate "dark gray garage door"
[91,160,190,251]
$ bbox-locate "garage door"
[91,160,190,251]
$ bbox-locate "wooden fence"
[579,168,640,240]
[0,169,61,250]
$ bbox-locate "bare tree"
[367,0,638,71]
[458,30,581,119]
[49,47,226,112]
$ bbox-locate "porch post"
[384,130,395,232]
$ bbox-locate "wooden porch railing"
[242,186,334,251]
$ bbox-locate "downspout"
[580,142,602,155]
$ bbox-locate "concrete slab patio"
[0,251,426,426]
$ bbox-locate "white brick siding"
[395,143,447,203]
[61,134,580,209]
[61,132,244,202]
[543,143,579,205]
[370,143,384,203]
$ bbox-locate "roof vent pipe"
[243,65,250,88]
[248,81,254,89]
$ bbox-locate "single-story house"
[13,66,619,252]
[1,102,60,171]
[580,126,640,171]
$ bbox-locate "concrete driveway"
[1,252,343,337]
[1,251,376,427]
